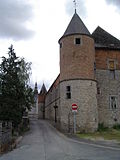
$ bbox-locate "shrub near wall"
[0,122,12,153]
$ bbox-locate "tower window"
[66,86,70,92]
[109,96,117,110]
[97,87,101,95]
[66,86,71,99]
[75,38,81,44]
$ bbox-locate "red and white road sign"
[72,103,78,111]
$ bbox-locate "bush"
[98,123,109,132]
[113,124,120,130]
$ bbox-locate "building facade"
[38,12,120,133]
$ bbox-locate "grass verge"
[77,129,120,142]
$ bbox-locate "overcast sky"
[0,0,120,91]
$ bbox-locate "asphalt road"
[0,120,120,160]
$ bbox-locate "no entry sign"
[72,103,78,134]
[72,103,78,111]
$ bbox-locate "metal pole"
[73,111,76,134]
[55,108,57,123]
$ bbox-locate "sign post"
[72,104,78,134]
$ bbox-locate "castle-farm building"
[37,12,120,133]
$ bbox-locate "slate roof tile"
[92,26,120,49]
[60,12,90,40]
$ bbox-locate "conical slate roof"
[63,12,90,37]
[92,26,120,49]
[40,83,47,95]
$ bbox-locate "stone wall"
[96,69,120,127]
[45,84,60,123]
[38,93,46,119]
[60,79,98,133]
[38,102,45,119]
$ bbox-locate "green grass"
[77,129,120,142]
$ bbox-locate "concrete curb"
[15,136,23,146]
[46,120,120,150]
[11,136,23,150]
[66,133,120,149]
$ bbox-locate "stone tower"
[34,82,38,115]
[59,12,98,132]
[38,83,47,119]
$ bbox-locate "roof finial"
[73,0,77,13]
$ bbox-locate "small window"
[108,60,116,79]
[66,86,71,92]
[66,93,71,99]
[108,60,115,71]
[75,38,81,45]
[109,96,117,110]
[109,61,115,70]
[97,87,101,95]
[66,86,71,99]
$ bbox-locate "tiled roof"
[62,12,90,38]
[92,26,120,49]
[46,74,60,95]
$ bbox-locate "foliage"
[0,45,34,128]
[97,123,109,132]
[113,124,120,130]
[77,124,120,142]
[77,129,120,141]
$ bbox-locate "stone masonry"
[60,35,95,81]
[96,70,120,127]
[37,12,120,133]
[60,80,98,133]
